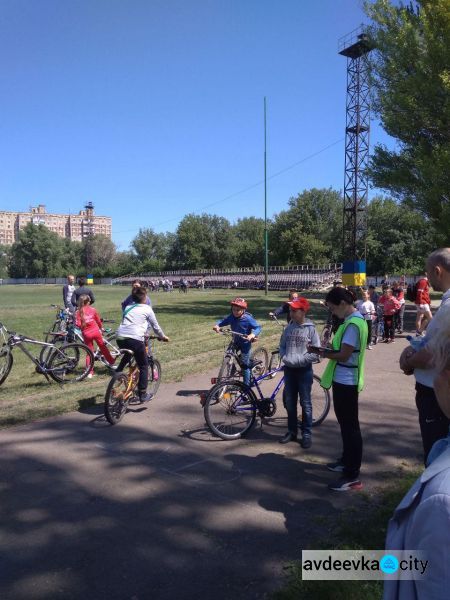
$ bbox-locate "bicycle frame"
[222,365,285,414]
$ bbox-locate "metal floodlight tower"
[83,201,95,272]
[339,26,373,271]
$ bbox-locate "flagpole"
[264,97,269,296]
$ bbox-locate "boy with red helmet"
[213,298,262,386]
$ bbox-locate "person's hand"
[213,325,220,333]
[268,312,275,318]
[160,335,170,342]
[399,347,415,374]
[247,333,256,342]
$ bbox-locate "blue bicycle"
[204,362,331,440]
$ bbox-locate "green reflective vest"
[320,315,368,392]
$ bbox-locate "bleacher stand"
[112,265,342,292]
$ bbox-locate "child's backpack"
[406,282,417,302]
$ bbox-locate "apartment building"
[0,203,112,245]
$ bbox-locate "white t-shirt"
[415,289,450,388]
[116,303,165,342]
[333,311,363,386]
[356,299,375,321]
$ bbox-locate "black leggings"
[383,315,395,339]
[332,382,362,478]
[117,338,148,392]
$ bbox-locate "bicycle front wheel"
[104,372,130,424]
[268,349,281,372]
[310,374,331,427]
[148,358,161,397]
[251,347,269,378]
[47,343,94,383]
[0,346,13,386]
[320,325,332,347]
[204,380,257,440]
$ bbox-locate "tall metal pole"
[264,97,269,295]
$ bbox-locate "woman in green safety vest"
[308,286,368,492]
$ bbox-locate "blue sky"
[0,0,391,251]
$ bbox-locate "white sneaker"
[87,373,94,379]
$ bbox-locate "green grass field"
[0,285,330,428]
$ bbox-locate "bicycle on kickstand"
[104,336,165,425]
[0,321,94,386]
[41,319,121,367]
[215,328,269,382]
[203,360,331,440]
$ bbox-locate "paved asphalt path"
[0,326,423,600]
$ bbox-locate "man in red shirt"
[415,273,433,335]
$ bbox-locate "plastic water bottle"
[406,335,425,351]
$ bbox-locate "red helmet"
[230,297,247,309]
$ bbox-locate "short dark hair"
[131,287,147,303]
[325,286,356,305]
[78,276,86,286]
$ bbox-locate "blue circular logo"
[380,554,399,574]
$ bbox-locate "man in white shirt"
[400,248,450,464]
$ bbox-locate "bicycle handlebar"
[216,328,258,341]
[269,314,284,328]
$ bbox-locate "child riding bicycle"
[116,287,169,403]
[268,289,298,323]
[213,297,261,386]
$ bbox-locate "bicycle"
[0,321,94,385]
[203,362,331,440]
[104,336,164,425]
[45,304,72,343]
[267,314,285,375]
[215,328,269,383]
[41,319,120,367]
[318,301,333,347]
[372,305,385,345]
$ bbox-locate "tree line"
[0,188,443,279]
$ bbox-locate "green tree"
[0,245,10,278]
[366,195,437,273]
[270,188,343,265]
[170,214,235,270]
[130,228,173,272]
[81,235,117,277]
[365,0,450,240]
[232,217,266,268]
[9,223,66,278]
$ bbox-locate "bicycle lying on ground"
[0,321,94,386]
[104,336,164,425]
[203,360,331,440]
[215,328,269,383]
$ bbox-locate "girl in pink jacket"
[379,288,401,343]
[75,295,115,377]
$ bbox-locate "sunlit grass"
[0,285,329,428]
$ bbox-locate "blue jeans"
[239,348,252,386]
[283,366,313,437]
